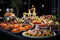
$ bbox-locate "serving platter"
[22,32,56,38]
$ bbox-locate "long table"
[0,28,60,40]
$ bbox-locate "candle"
[28,9,31,16]
[34,8,36,11]
[23,12,27,17]
[29,9,31,13]
[33,8,35,13]
[32,7,37,17]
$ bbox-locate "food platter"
[22,32,56,38]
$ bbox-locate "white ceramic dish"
[22,32,56,38]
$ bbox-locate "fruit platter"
[0,6,60,39]
[22,29,56,38]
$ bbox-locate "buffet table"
[0,15,60,40]
[0,27,60,40]
[0,7,60,40]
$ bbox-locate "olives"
[30,34,32,36]
[26,33,29,35]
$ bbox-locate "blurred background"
[0,0,59,18]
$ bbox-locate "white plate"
[22,32,56,38]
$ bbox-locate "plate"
[22,32,56,38]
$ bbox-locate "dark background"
[0,0,52,17]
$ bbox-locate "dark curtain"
[30,0,52,16]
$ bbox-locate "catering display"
[0,5,60,38]
[22,30,56,38]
